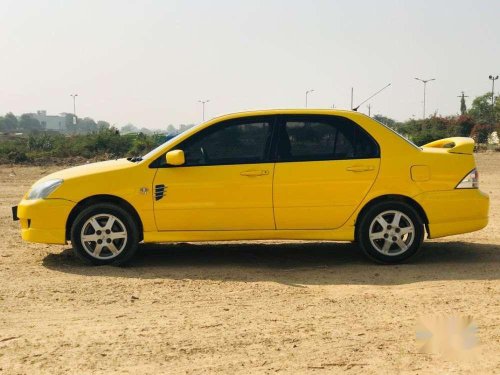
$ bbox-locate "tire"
[356,201,424,264]
[70,203,140,266]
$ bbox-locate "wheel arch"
[354,194,429,238]
[66,194,144,241]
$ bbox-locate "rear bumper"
[16,198,75,244]
[414,189,489,239]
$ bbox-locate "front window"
[153,117,274,167]
[182,119,272,166]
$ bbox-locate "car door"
[152,116,276,231]
[273,114,380,230]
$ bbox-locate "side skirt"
[143,227,355,243]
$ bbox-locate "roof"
[206,108,363,123]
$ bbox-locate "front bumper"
[15,198,76,244]
[414,189,489,239]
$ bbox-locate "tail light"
[456,168,479,189]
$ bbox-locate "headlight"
[27,179,64,199]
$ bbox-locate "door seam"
[271,163,277,230]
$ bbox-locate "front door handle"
[346,165,375,172]
[240,169,269,177]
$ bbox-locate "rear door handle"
[240,169,269,177]
[346,165,375,172]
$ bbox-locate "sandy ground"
[0,154,499,374]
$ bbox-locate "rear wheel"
[356,201,424,264]
[70,203,139,266]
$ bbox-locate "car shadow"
[42,240,500,286]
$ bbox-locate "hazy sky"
[1,0,499,129]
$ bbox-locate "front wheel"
[70,203,139,266]
[356,201,424,264]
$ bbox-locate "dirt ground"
[0,154,499,374]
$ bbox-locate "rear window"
[276,115,380,162]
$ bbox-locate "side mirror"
[165,150,185,166]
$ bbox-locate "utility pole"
[489,75,498,121]
[70,94,78,124]
[350,87,354,110]
[305,89,314,108]
[414,78,435,119]
[198,99,210,121]
[368,104,371,117]
[457,91,469,115]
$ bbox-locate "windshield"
[141,131,186,161]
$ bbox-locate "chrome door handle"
[346,165,374,172]
[240,170,269,177]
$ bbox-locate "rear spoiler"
[422,137,475,154]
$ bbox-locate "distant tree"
[166,124,177,134]
[398,116,455,145]
[97,121,110,131]
[121,124,139,134]
[1,113,18,132]
[372,114,397,127]
[130,132,156,155]
[19,114,42,132]
[469,92,500,123]
[471,123,495,143]
[179,124,194,132]
[451,115,475,137]
[78,117,98,134]
[139,127,152,135]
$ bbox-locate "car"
[13,109,489,265]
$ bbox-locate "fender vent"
[155,184,166,200]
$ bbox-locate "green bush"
[0,129,161,164]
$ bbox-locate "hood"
[37,158,136,184]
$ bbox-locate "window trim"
[150,115,278,168]
[271,114,380,163]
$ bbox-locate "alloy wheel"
[80,214,128,260]
[368,210,415,256]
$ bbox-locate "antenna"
[352,83,391,111]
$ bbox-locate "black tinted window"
[180,119,272,166]
[277,116,379,161]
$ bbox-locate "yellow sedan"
[13,109,489,265]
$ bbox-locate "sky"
[0,0,499,129]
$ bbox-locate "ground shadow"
[42,240,500,286]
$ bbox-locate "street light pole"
[70,94,78,122]
[414,78,435,119]
[305,89,314,108]
[198,99,210,122]
[489,75,498,121]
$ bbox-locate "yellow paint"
[18,198,74,244]
[153,163,275,231]
[423,137,475,154]
[15,109,489,245]
[273,159,380,229]
[411,165,430,182]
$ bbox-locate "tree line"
[0,112,195,135]
[373,92,500,145]
[0,112,196,163]
[0,91,498,164]
[0,128,170,164]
